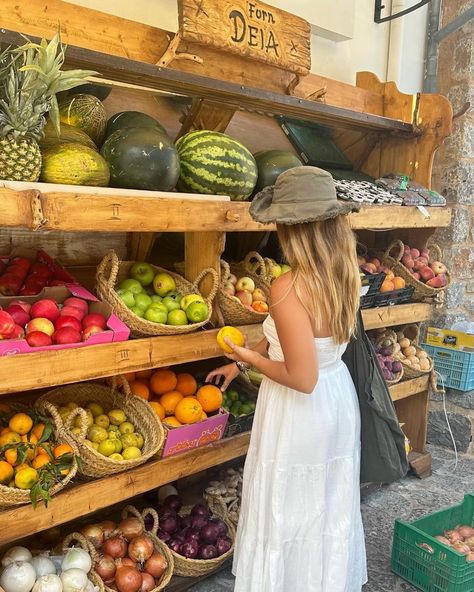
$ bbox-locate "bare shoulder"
[270,272,294,301]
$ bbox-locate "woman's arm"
[225,274,319,394]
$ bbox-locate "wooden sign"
[179,0,311,75]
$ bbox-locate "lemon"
[121,433,139,448]
[180,293,204,311]
[67,402,78,410]
[109,453,123,461]
[108,424,120,434]
[15,467,38,489]
[108,409,127,426]
[122,446,142,460]
[95,414,110,429]
[87,403,104,417]
[216,326,245,353]
[87,425,108,444]
[119,422,134,435]
[74,409,93,428]
[114,439,123,453]
[98,439,116,457]
[134,433,144,450]
[71,427,82,436]
[108,430,119,440]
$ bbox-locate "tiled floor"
[188,445,472,591]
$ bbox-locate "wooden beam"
[0,433,251,545]
[389,376,430,402]
[362,303,434,330]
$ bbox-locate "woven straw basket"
[0,402,79,510]
[96,251,218,338]
[381,240,450,303]
[145,496,235,578]
[62,533,105,592]
[36,377,164,479]
[395,324,434,380]
[374,333,404,385]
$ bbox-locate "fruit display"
[0,406,76,506]
[0,543,97,592]
[175,131,258,201]
[0,33,96,182]
[58,94,107,146]
[40,143,110,187]
[101,128,180,192]
[433,524,474,563]
[116,263,208,326]
[221,273,269,314]
[253,149,303,192]
[398,243,449,289]
[369,334,403,383]
[358,254,406,293]
[105,112,168,140]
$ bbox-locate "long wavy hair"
[277,216,360,344]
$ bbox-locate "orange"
[21,433,38,460]
[174,397,203,425]
[162,416,182,428]
[393,277,406,290]
[136,369,153,380]
[196,384,223,413]
[216,326,245,353]
[15,467,38,489]
[380,279,395,293]
[0,460,14,485]
[54,444,74,459]
[0,427,10,435]
[32,423,46,440]
[32,454,51,470]
[37,444,52,457]
[4,448,18,466]
[149,401,166,420]
[9,413,33,436]
[159,391,183,416]
[176,373,197,396]
[129,380,151,401]
[200,411,208,420]
[150,369,178,396]
[0,432,21,447]
[123,371,136,381]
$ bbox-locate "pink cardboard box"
[0,285,130,356]
[161,409,229,458]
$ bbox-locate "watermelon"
[59,94,107,146]
[100,127,180,191]
[253,150,303,191]
[176,131,258,201]
[40,143,110,186]
[105,111,168,139]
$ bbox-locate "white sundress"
[232,315,368,592]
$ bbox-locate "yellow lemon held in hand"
[15,467,38,489]
[217,326,245,354]
[9,413,33,436]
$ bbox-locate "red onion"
[200,524,219,545]
[182,527,200,543]
[95,555,117,581]
[180,541,198,559]
[167,538,183,553]
[199,544,218,560]
[210,518,228,537]
[118,518,144,541]
[144,553,168,578]
[128,536,154,563]
[139,573,155,592]
[157,530,170,543]
[103,535,128,559]
[82,524,105,549]
[191,515,207,530]
[215,537,232,556]
[101,521,117,538]
[163,495,182,513]
[115,567,142,592]
[160,515,178,534]
[191,504,209,519]
[180,516,192,530]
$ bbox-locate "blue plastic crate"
[424,344,474,391]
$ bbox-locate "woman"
[206,167,368,592]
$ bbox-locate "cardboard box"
[161,409,229,458]
[0,285,130,355]
[426,327,474,352]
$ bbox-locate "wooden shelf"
[0,325,263,396]
[0,186,452,233]
[389,376,430,401]
[0,433,250,546]
[362,303,434,330]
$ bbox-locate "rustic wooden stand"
[0,0,452,569]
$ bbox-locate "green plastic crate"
[392,494,474,592]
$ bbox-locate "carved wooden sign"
[179,0,311,74]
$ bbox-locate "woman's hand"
[206,362,239,391]
[223,337,258,366]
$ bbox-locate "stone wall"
[428,0,473,455]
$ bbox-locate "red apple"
[0,311,15,337]
[82,325,105,341]
[23,277,47,293]
[0,276,22,295]
[29,262,51,276]
[31,299,60,322]
[410,248,420,259]
[7,265,28,280]
[401,255,415,270]
[430,261,447,275]
[369,258,381,270]
[421,248,430,260]
[55,315,82,332]
[9,324,25,339]
[412,272,421,281]
[63,297,89,314]
[420,267,435,282]
[60,305,86,321]
[19,286,40,296]
[235,290,253,306]
[361,263,378,274]
[26,331,53,347]
[5,305,30,327]
[82,313,107,330]
[413,257,429,271]
[10,300,31,314]
[10,257,31,271]
[52,327,81,345]
[26,318,55,336]
[427,274,447,288]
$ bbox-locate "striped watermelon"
[176,131,258,201]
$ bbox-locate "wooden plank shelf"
[362,303,434,330]
[0,187,452,232]
[389,376,430,402]
[0,433,251,546]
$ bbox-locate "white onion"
[61,550,91,574]
[30,556,57,578]
[157,484,178,505]
[60,569,88,592]
[32,575,63,592]
[1,561,37,592]
[2,548,33,568]
[84,580,96,592]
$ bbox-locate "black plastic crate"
[360,272,386,308]
[374,286,414,307]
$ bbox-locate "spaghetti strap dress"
[232,315,367,592]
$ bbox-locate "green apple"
[118,289,135,308]
[134,293,152,310]
[271,263,282,278]
[144,303,168,323]
[162,295,181,312]
[129,262,155,286]
[167,309,188,326]
[130,306,145,318]
[119,278,144,295]
[186,301,209,323]
[180,293,204,311]
[150,295,163,303]
[153,272,176,297]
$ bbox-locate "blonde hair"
[277,216,360,344]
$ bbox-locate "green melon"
[253,150,303,191]
[59,94,107,146]
[100,127,180,191]
[176,131,258,201]
[105,111,168,139]
[39,120,98,151]
[40,143,110,186]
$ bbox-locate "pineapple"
[0,33,97,182]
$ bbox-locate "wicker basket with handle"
[395,323,434,379]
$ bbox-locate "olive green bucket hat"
[250,166,360,225]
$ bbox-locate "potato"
[403,346,417,357]
[408,355,420,364]
[419,358,431,371]
[403,359,412,366]
[412,363,421,371]
[399,338,411,349]
[393,343,401,354]
[418,350,428,359]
